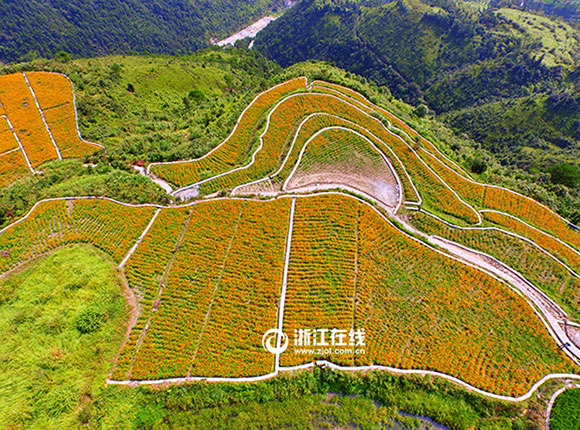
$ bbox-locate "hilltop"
[0,0,286,63]
[253,0,580,178]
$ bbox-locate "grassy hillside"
[253,0,580,181]
[550,388,580,430]
[0,0,286,63]
[0,246,127,428]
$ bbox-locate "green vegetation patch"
[550,388,580,430]
[93,369,532,430]
[0,245,128,428]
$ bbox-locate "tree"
[110,63,122,78]
[414,104,430,118]
[470,157,488,174]
[54,51,72,63]
[548,163,580,188]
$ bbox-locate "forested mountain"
[254,0,580,173]
[0,0,286,63]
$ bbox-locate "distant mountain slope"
[0,0,286,63]
[253,0,580,172]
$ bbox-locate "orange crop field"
[0,117,18,153]
[482,210,580,273]
[412,211,580,316]
[113,206,193,380]
[27,72,102,158]
[482,187,580,251]
[157,83,478,224]
[124,198,291,380]
[0,193,575,396]
[0,72,102,187]
[0,198,156,273]
[149,78,307,188]
[0,73,58,167]
[0,117,31,187]
[280,194,573,396]
[0,150,31,188]
[310,80,580,254]
[281,195,360,367]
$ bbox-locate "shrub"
[74,307,105,334]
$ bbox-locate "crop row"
[315,81,580,255]
[149,78,307,188]
[27,72,101,158]
[312,81,462,172]
[417,147,580,253]
[197,92,371,194]
[291,127,388,172]
[0,199,157,273]
[308,84,479,223]
[0,73,58,168]
[279,194,573,396]
[126,198,291,380]
[0,117,31,187]
[483,211,580,274]
[412,211,580,318]
[265,114,418,203]
[0,150,30,188]
[481,188,580,251]
[285,93,478,222]
[0,118,18,153]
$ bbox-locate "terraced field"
[0,72,103,186]
[1,76,580,399]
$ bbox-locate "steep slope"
[253,0,580,173]
[0,0,286,63]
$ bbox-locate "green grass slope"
[0,245,128,428]
[550,388,580,430]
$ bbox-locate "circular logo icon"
[262,328,288,354]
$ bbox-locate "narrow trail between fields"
[275,197,296,372]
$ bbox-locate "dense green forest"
[253,0,580,178]
[0,0,286,63]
